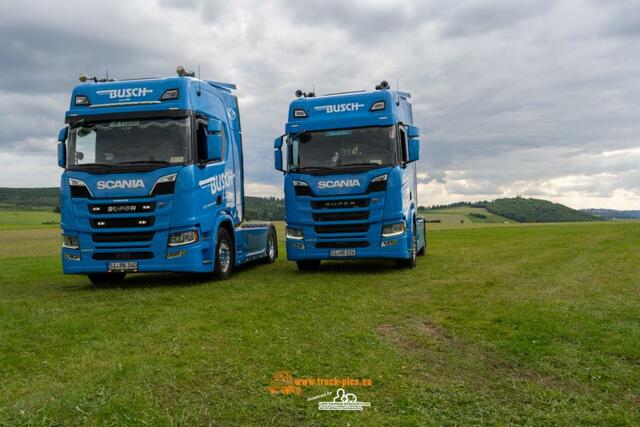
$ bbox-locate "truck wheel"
[262,227,277,264]
[396,236,417,269]
[88,273,125,285]
[296,260,321,271]
[418,222,426,256]
[213,228,234,280]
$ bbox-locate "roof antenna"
[197,65,201,96]
[395,78,400,105]
[106,66,109,82]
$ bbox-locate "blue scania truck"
[57,67,277,284]
[274,81,426,270]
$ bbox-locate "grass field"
[0,214,639,425]
[423,207,511,226]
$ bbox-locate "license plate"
[330,249,356,257]
[108,261,138,272]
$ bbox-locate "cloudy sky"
[1,0,638,209]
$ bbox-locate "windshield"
[67,117,192,168]
[288,125,397,171]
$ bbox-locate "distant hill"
[0,187,59,211]
[483,198,599,223]
[0,187,284,220]
[421,197,600,223]
[582,208,640,220]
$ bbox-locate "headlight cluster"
[382,222,405,237]
[62,235,80,249]
[168,230,198,247]
[286,227,304,240]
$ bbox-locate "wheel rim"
[267,234,275,259]
[412,237,417,262]
[219,240,231,272]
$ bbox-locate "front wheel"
[296,260,321,271]
[396,235,417,269]
[88,273,126,285]
[213,228,234,280]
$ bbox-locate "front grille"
[311,199,370,209]
[90,217,155,228]
[315,224,369,234]
[312,211,369,222]
[92,252,154,260]
[315,241,369,248]
[92,232,154,243]
[89,202,155,214]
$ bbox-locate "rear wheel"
[88,273,126,285]
[296,260,321,271]
[262,227,277,264]
[213,228,234,280]
[396,235,417,269]
[417,221,427,256]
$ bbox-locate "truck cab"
[58,68,277,284]
[274,81,426,270]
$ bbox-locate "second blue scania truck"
[57,67,277,284]
[274,81,426,270]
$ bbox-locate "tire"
[396,235,417,269]
[213,227,234,280]
[262,227,277,264]
[417,221,427,256]
[88,273,126,285]
[296,260,321,271]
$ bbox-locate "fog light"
[65,253,81,261]
[381,239,398,247]
[382,222,405,238]
[167,250,186,259]
[286,227,304,240]
[62,235,80,249]
[290,241,305,249]
[168,230,198,247]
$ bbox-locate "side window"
[399,126,408,163]
[196,117,227,162]
[196,118,207,162]
[220,126,227,160]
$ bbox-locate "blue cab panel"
[58,71,276,282]
[275,83,426,269]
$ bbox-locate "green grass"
[0,211,60,229]
[425,207,511,226]
[0,220,639,425]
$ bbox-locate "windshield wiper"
[116,160,171,165]
[293,166,334,171]
[336,162,382,168]
[71,162,115,167]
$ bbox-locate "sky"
[0,0,638,209]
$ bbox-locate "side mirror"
[57,127,68,168]
[408,138,420,163]
[57,143,66,168]
[407,125,420,139]
[206,134,222,161]
[207,119,223,133]
[58,127,68,142]
[274,135,284,172]
[205,119,223,161]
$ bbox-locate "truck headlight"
[62,235,80,249]
[168,230,199,247]
[286,227,304,240]
[382,222,405,238]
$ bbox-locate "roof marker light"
[160,88,179,101]
[370,101,385,111]
[293,109,308,118]
[75,95,90,106]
